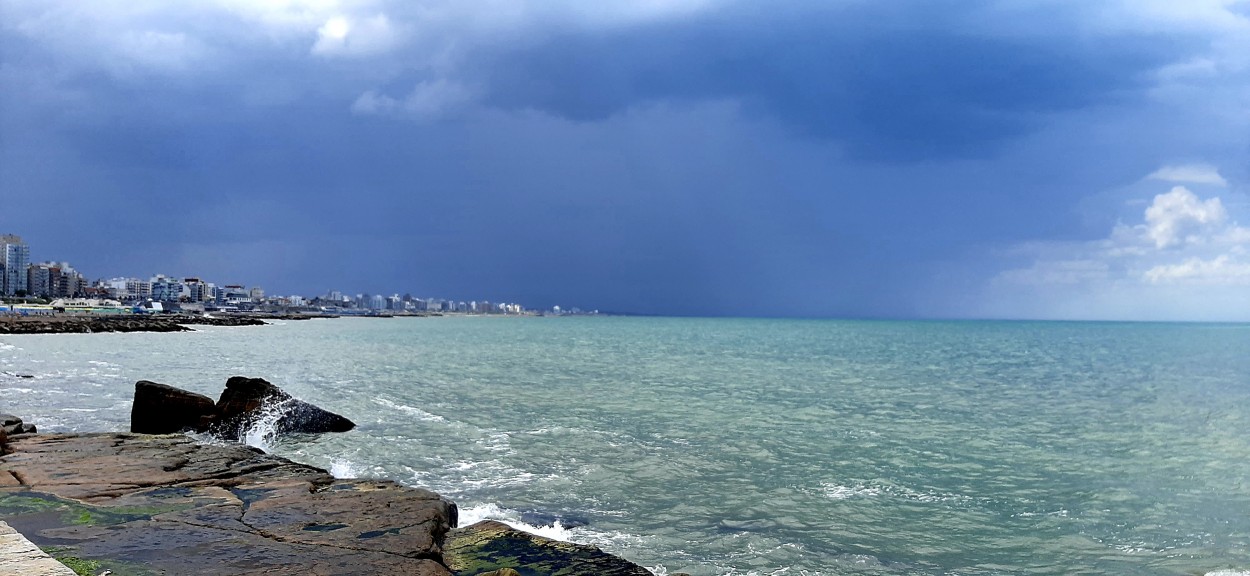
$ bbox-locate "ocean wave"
[1205,571,1250,576]
[459,502,576,541]
[819,482,882,500]
[817,480,972,505]
[374,397,447,422]
[457,502,651,553]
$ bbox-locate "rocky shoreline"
[0,381,659,576]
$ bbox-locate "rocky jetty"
[0,431,656,575]
[0,314,267,335]
[131,377,356,437]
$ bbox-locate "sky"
[1,0,1249,320]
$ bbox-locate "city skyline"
[0,232,545,314]
[3,2,1249,320]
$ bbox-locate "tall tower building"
[0,234,31,296]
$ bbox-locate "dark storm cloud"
[469,1,1187,160]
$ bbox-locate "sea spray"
[240,398,294,451]
[329,458,362,479]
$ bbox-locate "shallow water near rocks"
[3,317,1249,576]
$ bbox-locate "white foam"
[329,459,362,479]
[374,397,447,422]
[456,501,652,556]
[241,398,293,452]
[1205,571,1250,576]
[820,482,882,500]
[458,503,577,541]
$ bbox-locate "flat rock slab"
[0,520,76,576]
[445,520,653,576]
[0,433,455,576]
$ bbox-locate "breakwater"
[0,314,268,334]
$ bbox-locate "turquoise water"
[2,317,1249,575]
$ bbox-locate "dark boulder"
[215,376,355,436]
[130,380,219,434]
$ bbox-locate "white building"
[104,277,152,301]
[150,274,181,302]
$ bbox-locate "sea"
[2,317,1248,576]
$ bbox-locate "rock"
[214,376,355,437]
[126,377,355,441]
[444,520,653,576]
[130,381,219,434]
[0,433,455,575]
[0,414,36,438]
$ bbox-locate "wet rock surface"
[0,433,456,575]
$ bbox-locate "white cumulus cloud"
[1143,185,1227,248]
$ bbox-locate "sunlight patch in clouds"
[311,13,398,56]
